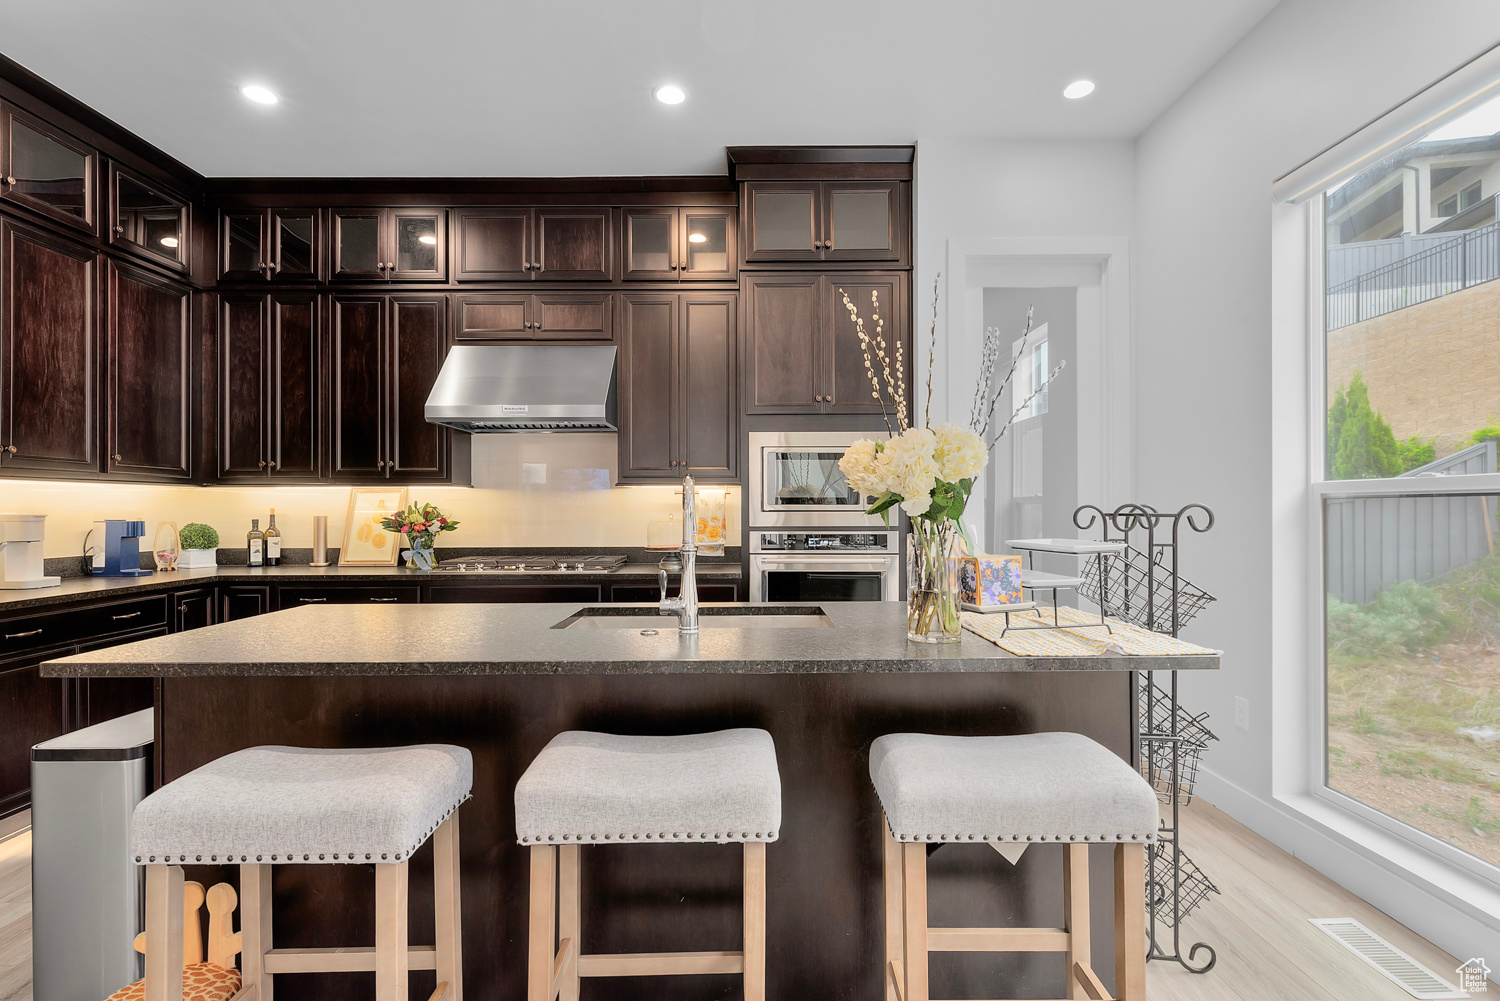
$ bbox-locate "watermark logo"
[1458,958,1490,993]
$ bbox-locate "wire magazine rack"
[1073,502,1220,974]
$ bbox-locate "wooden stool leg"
[881,818,906,1001]
[143,865,185,1001]
[375,861,410,1001]
[1063,844,1091,999]
[527,845,557,1001]
[1114,843,1146,1001]
[239,864,274,1001]
[557,845,581,1001]
[434,813,464,1001]
[743,841,767,1001]
[900,842,929,1001]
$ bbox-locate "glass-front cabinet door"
[109,164,188,271]
[680,208,735,280]
[221,210,267,280]
[389,209,445,281]
[743,182,820,262]
[823,181,901,262]
[623,208,676,280]
[331,208,384,280]
[220,208,319,281]
[0,103,95,234]
[272,209,317,279]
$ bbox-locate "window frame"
[1309,191,1500,888]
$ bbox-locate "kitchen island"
[44,603,1217,1001]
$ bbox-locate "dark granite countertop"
[0,562,742,614]
[41,602,1219,677]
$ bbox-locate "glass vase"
[404,540,436,572]
[908,518,962,643]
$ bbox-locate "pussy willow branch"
[843,288,908,433]
[924,273,939,429]
[990,359,1068,446]
[976,305,1035,438]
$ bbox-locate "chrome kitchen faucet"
[659,474,700,634]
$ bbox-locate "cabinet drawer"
[429,584,602,603]
[0,594,168,657]
[279,585,421,607]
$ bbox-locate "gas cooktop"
[432,555,628,574]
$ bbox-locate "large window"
[1320,94,1500,876]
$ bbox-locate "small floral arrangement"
[835,279,1066,641]
[379,502,459,560]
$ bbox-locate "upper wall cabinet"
[220,208,319,282]
[623,207,735,282]
[742,181,904,265]
[331,207,446,282]
[0,219,98,477]
[452,207,612,282]
[218,293,318,480]
[0,103,96,236]
[106,261,192,480]
[108,164,189,272]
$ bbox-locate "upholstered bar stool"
[131,744,472,1001]
[869,732,1157,1001]
[515,728,781,1001]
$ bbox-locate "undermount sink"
[555,606,833,630]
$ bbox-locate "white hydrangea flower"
[878,427,939,517]
[932,423,987,482]
[838,438,886,496]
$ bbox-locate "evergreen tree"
[1328,371,1402,479]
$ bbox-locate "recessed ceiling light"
[241,84,279,105]
[688,232,707,243]
[159,236,179,248]
[418,234,437,246]
[1063,80,1095,100]
[654,84,686,105]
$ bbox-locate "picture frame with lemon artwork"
[338,487,409,566]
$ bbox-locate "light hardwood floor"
[0,802,1492,1001]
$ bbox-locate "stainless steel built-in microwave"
[746,431,890,529]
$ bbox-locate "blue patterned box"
[949,554,1024,606]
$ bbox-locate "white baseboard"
[1193,766,1500,965]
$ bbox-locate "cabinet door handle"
[5,629,41,639]
[298,597,327,603]
[6,445,15,453]
[534,321,542,331]
[369,597,399,602]
[377,459,386,468]
[2,175,14,185]
[814,240,823,248]
[113,225,125,235]
[178,603,188,613]
[387,261,394,270]
[522,262,531,271]
[111,612,141,621]
[671,459,678,467]
[113,453,123,462]
[258,460,267,468]
[267,459,277,469]
[824,238,832,250]
[376,262,386,270]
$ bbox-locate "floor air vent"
[1309,918,1468,998]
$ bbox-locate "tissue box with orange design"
[949,554,1024,606]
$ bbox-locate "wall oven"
[749,530,900,602]
[747,431,889,529]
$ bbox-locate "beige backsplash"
[3,434,740,558]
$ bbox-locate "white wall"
[1135,0,1500,959]
[914,138,1136,426]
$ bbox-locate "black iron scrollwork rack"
[1073,502,1220,974]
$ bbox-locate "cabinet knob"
[814,240,823,248]
[376,262,385,270]
[522,262,531,271]
[671,459,678,467]
[113,225,125,235]
[531,262,540,270]
[113,453,123,461]
[377,459,385,468]
[5,445,15,454]
[258,460,266,468]
[824,239,832,250]
[814,394,823,402]
[268,459,277,469]
[2,175,13,185]
[387,261,394,270]
[178,603,189,613]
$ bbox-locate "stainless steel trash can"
[31,708,153,1001]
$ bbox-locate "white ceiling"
[0,0,1280,178]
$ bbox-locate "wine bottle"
[265,509,282,566]
[247,518,264,567]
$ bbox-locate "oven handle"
[754,557,894,570]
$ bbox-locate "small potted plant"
[380,502,459,572]
[178,523,220,568]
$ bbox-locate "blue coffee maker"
[90,519,151,577]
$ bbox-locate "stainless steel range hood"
[424,344,618,433]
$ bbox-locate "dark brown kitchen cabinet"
[623,207,735,281]
[0,102,95,235]
[278,585,421,606]
[453,292,613,341]
[218,293,318,480]
[451,207,611,282]
[742,180,904,264]
[332,207,446,282]
[108,163,189,272]
[617,292,735,483]
[106,261,192,479]
[0,651,65,817]
[330,293,449,481]
[221,586,271,621]
[0,219,98,476]
[173,588,217,631]
[744,272,907,414]
[220,208,319,282]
